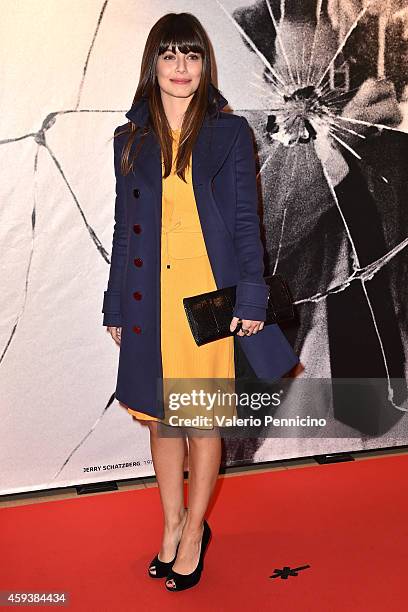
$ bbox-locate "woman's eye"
[161,52,200,61]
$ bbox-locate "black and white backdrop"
[1,0,407,494]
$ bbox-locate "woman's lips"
[171,79,191,84]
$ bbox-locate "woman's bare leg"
[146,421,188,571]
[166,432,221,582]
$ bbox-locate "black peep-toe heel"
[165,520,211,592]
[148,508,187,578]
[148,542,180,579]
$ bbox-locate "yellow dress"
[127,129,235,423]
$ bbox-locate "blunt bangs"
[158,18,206,57]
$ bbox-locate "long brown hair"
[117,13,220,182]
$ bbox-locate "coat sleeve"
[102,127,128,327]
[232,116,269,322]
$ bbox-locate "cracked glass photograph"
[1,0,408,493]
[219,0,408,465]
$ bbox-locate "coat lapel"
[124,84,237,207]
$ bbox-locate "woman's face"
[156,46,203,101]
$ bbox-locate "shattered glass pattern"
[217,0,408,420]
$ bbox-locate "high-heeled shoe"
[148,542,180,579]
[148,509,187,579]
[165,520,212,592]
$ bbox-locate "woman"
[102,12,299,592]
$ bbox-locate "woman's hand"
[107,326,122,345]
[230,317,264,336]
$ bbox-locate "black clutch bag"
[183,274,295,346]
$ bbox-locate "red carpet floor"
[1,454,407,612]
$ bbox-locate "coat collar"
[124,83,236,212]
[125,82,228,126]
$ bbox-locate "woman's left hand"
[230,317,264,336]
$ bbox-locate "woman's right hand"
[107,326,122,345]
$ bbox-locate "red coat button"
[133,291,142,300]
[133,224,142,234]
[134,257,143,267]
[132,325,142,334]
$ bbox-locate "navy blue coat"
[102,84,299,418]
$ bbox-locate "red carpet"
[1,454,407,611]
